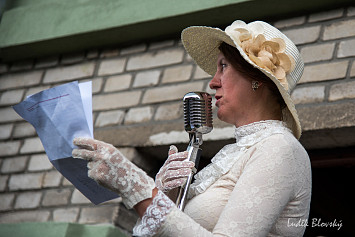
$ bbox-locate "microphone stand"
[175,132,203,211]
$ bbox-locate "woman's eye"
[220,63,227,70]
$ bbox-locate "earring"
[252,81,259,91]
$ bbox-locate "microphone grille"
[183,92,213,134]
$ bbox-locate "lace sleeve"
[133,190,175,236]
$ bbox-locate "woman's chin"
[216,110,227,124]
[217,110,236,125]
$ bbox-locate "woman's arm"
[134,188,159,217]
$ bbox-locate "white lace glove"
[155,145,194,193]
[72,137,155,209]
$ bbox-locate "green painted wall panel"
[0,0,352,61]
[0,0,248,46]
[0,222,126,237]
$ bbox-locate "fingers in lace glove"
[72,137,155,209]
[155,145,194,193]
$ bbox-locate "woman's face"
[209,52,257,126]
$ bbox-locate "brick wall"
[0,6,354,234]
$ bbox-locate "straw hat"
[181,20,304,139]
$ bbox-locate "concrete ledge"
[298,100,355,149]
[298,100,355,131]
[94,118,231,146]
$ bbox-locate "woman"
[73,20,312,236]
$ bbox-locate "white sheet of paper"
[13,81,118,204]
[79,81,94,138]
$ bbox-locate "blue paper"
[13,81,118,205]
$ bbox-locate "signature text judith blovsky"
[287,218,343,231]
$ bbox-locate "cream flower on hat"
[225,21,295,90]
[225,20,264,45]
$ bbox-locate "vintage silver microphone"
[176,92,213,211]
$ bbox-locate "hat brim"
[182,26,302,139]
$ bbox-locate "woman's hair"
[218,42,286,109]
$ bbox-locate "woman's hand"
[155,145,194,193]
[72,137,155,209]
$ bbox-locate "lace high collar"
[234,120,289,147]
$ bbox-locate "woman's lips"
[215,95,222,107]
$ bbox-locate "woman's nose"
[209,74,221,90]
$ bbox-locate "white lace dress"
[133,120,312,236]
